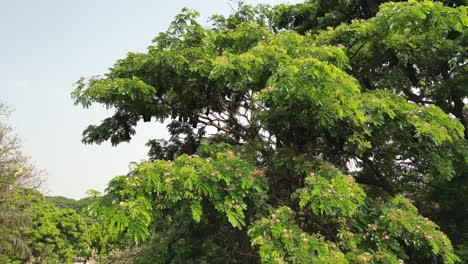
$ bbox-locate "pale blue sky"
[0,0,301,199]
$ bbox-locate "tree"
[315,1,468,137]
[273,0,468,259]
[0,103,91,264]
[0,103,42,199]
[0,103,43,263]
[73,1,466,263]
[27,196,91,264]
[4,188,91,264]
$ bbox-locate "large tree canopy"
[74,0,467,263]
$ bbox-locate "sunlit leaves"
[248,206,347,264]
[338,195,460,263]
[91,143,267,245]
[361,91,464,144]
[256,56,363,129]
[297,167,366,219]
[3,189,92,263]
[319,0,467,132]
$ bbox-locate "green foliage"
[28,207,90,263]
[319,0,468,133]
[91,143,266,243]
[272,0,465,33]
[73,1,467,263]
[0,103,92,263]
[87,143,268,262]
[297,167,366,219]
[2,188,91,264]
[338,195,459,263]
[248,206,347,263]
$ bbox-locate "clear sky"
[0,0,301,199]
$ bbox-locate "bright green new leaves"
[356,91,464,193]
[297,168,366,219]
[253,44,462,193]
[92,143,267,245]
[248,206,347,264]
[28,205,90,264]
[360,91,464,143]
[210,31,351,92]
[338,196,460,264]
[140,144,266,228]
[1,188,91,264]
[320,0,468,133]
[256,56,363,137]
[364,89,464,138]
[380,197,459,263]
[373,1,466,52]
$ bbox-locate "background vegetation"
[1,0,466,263]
